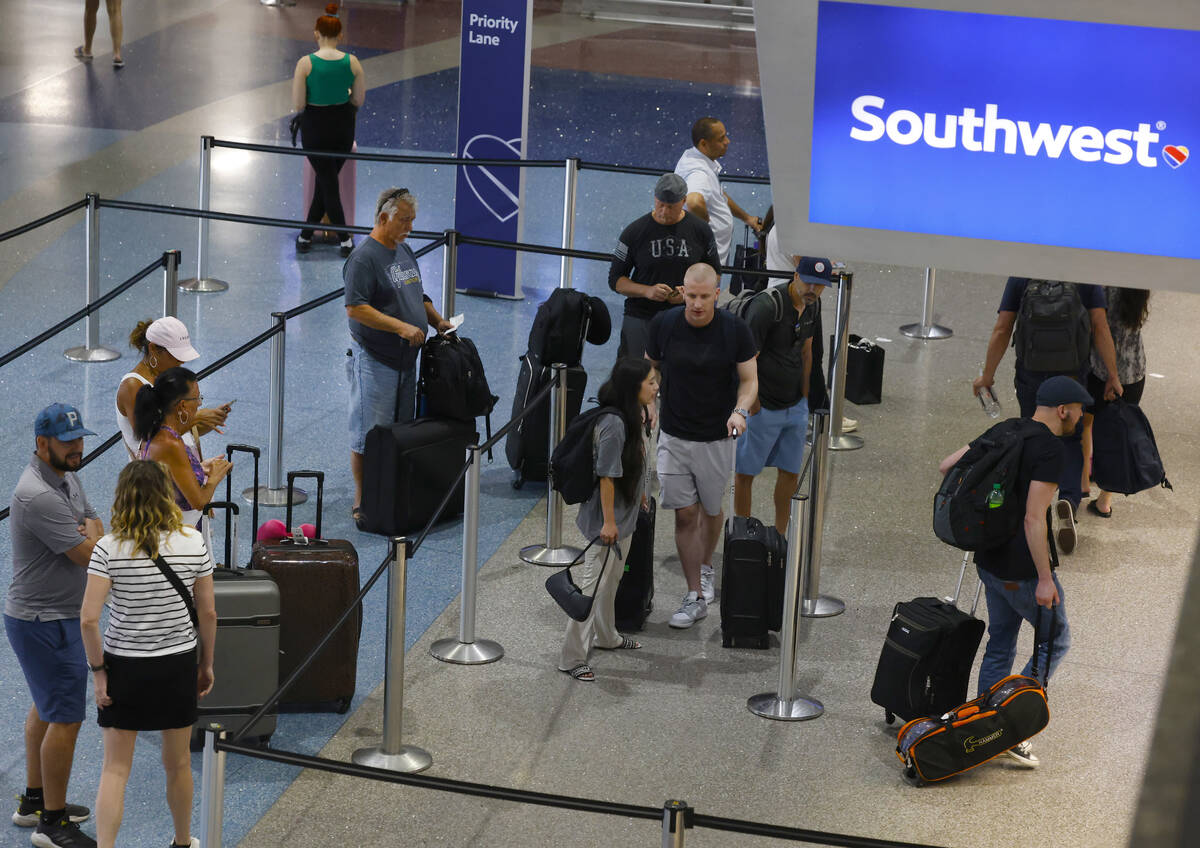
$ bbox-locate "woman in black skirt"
[80,461,217,848]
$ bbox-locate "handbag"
[152,554,199,632]
[839,333,885,405]
[545,538,620,622]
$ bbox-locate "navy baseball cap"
[795,257,835,286]
[34,404,96,441]
[1035,376,1093,407]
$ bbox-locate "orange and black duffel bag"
[896,605,1058,785]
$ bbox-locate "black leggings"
[300,102,356,240]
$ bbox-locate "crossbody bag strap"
[567,536,621,595]
[152,554,199,632]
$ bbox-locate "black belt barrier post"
[662,800,694,848]
[179,136,230,293]
[197,724,227,848]
[64,192,120,362]
[161,249,181,318]
[900,267,953,340]
[827,265,863,451]
[520,363,584,566]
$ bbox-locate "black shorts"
[97,649,197,731]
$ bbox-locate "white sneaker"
[1053,499,1077,554]
[699,565,715,604]
[841,416,858,433]
[1002,739,1039,768]
[669,593,708,629]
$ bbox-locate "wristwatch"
[89,662,107,673]
[733,408,749,418]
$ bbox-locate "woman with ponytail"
[117,317,232,460]
[132,368,232,529]
[558,358,658,682]
[80,460,217,848]
[291,3,366,256]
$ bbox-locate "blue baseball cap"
[34,404,96,441]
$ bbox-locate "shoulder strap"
[152,554,199,632]
[767,285,787,323]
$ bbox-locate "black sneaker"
[13,797,90,827]
[31,817,96,848]
[295,235,312,253]
[339,237,354,257]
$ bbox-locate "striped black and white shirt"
[88,528,214,657]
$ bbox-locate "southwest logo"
[1162,145,1189,169]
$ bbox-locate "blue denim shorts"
[4,614,87,723]
[736,398,809,475]
[346,339,416,454]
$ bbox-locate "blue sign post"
[453,0,534,299]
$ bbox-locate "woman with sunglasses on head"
[558,357,659,683]
[132,368,232,529]
[80,460,216,848]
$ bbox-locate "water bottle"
[977,368,1001,418]
[986,484,1005,509]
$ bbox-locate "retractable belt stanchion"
[353,538,433,773]
[179,136,230,293]
[64,193,120,362]
[559,157,579,289]
[661,800,693,848]
[162,249,181,318]
[244,313,307,508]
[521,364,584,565]
[197,724,227,848]
[900,267,953,340]
[748,491,824,720]
[801,410,845,618]
[442,229,458,318]
[431,445,504,664]
[827,266,863,452]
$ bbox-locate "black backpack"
[1090,399,1172,495]
[419,333,498,433]
[933,418,1045,551]
[549,405,621,505]
[724,283,787,324]
[1012,280,1091,372]
[527,290,612,367]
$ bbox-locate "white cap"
[145,317,199,362]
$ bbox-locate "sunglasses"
[377,187,411,217]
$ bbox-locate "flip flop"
[597,637,642,650]
[74,46,93,63]
[561,664,595,682]
[1086,500,1112,519]
[112,57,125,69]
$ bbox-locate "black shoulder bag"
[152,554,199,632]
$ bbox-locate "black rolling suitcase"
[614,448,656,631]
[870,552,986,724]
[361,418,478,535]
[505,352,586,488]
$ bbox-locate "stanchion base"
[243,485,307,507]
[178,277,230,293]
[519,544,584,566]
[747,692,824,721]
[802,594,846,618]
[430,638,504,665]
[64,345,120,362]
[829,433,864,451]
[350,745,431,774]
[900,322,953,340]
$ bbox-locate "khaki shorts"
[656,431,734,515]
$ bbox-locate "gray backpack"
[1012,280,1091,373]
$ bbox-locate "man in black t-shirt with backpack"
[938,375,1084,769]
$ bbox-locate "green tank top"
[305,54,354,106]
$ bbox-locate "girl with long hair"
[132,367,232,528]
[80,461,217,848]
[558,358,659,682]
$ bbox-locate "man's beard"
[47,449,82,471]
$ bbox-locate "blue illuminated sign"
[810,2,1200,259]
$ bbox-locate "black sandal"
[1086,500,1112,519]
[597,637,642,650]
[561,664,595,682]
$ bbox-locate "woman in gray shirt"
[558,358,659,682]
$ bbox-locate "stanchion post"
[198,724,226,848]
[64,192,120,362]
[661,800,693,848]
[827,267,863,452]
[559,157,579,289]
[244,313,307,508]
[747,492,824,720]
[802,410,845,618]
[520,364,583,565]
[179,136,230,293]
[352,538,432,773]
[442,229,458,319]
[162,250,181,318]
[430,445,504,664]
[900,267,953,340]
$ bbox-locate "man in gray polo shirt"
[6,404,102,847]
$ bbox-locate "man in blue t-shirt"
[646,263,758,629]
[343,188,454,522]
[972,278,1122,553]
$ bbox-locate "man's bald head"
[683,262,719,291]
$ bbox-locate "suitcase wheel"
[336,696,352,715]
[756,635,770,650]
[721,632,732,648]
[902,765,924,787]
[511,471,524,490]
[885,710,896,725]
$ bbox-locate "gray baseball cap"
[654,173,688,203]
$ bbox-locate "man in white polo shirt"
[674,116,762,266]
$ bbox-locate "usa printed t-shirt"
[607,211,721,320]
[344,238,430,370]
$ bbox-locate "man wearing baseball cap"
[607,173,722,359]
[6,404,102,847]
[937,374,1084,770]
[733,257,832,537]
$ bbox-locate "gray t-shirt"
[575,414,647,542]
[343,238,430,371]
[6,456,97,621]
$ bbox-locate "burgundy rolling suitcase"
[250,471,361,713]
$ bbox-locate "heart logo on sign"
[1162,144,1189,169]
[462,134,523,223]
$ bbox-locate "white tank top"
[117,372,199,460]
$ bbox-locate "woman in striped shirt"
[80,461,217,848]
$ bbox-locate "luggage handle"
[286,470,325,542]
[1031,603,1058,691]
[946,551,984,616]
[725,427,739,529]
[225,444,260,540]
[202,501,240,569]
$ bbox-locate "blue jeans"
[975,566,1070,696]
[347,339,416,454]
[1014,364,1084,509]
